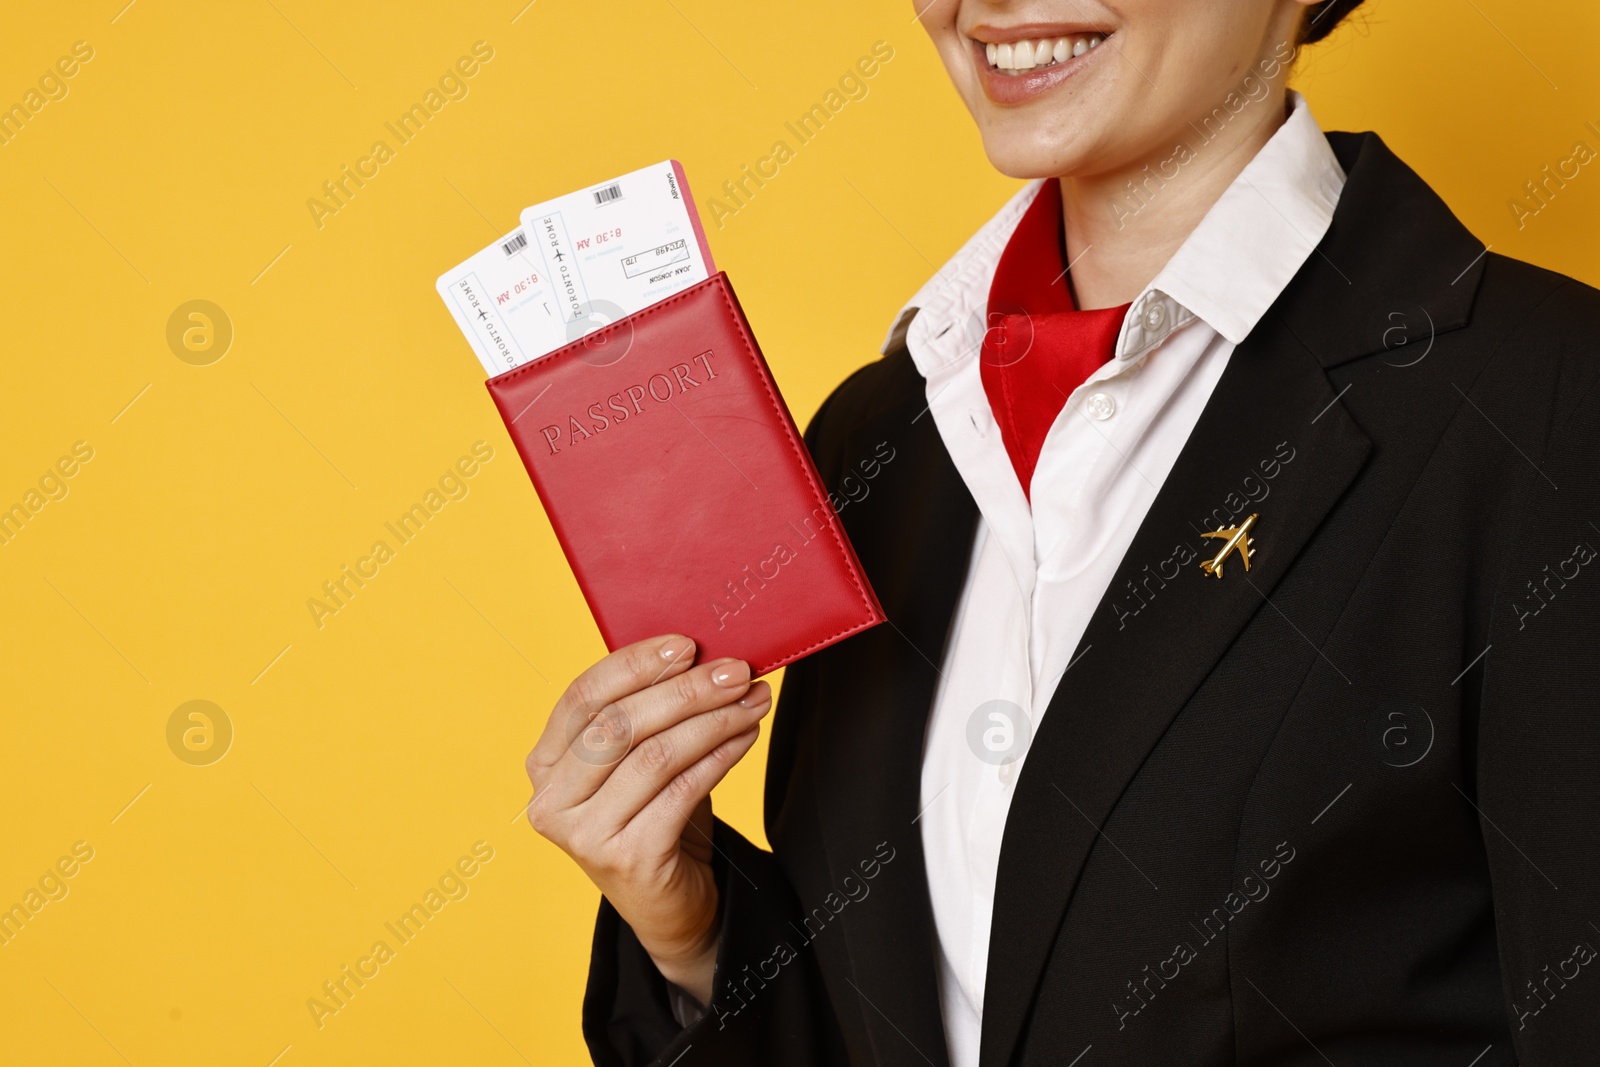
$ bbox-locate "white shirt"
[897,92,1345,1067]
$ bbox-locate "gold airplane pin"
[1199,512,1259,579]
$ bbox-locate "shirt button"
[1084,392,1116,420]
[998,760,1016,784]
[1143,303,1166,331]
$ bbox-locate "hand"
[526,635,772,1005]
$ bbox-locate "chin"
[970,103,1115,181]
[976,127,1093,180]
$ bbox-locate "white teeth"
[983,33,1107,73]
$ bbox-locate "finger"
[592,680,771,824]
[530,634,697,771]
[629,720,762,847]
[552,659,756,806]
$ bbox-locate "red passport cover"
[485,272,885,676]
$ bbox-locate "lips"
[968,26,1114,105]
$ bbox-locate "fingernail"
[711,659,750,687]
[660,636,694,661]
[738,681,771,708]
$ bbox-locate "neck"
[1060,91,1292,310]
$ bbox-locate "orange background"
[0,1,1595,1064]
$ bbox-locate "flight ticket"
[436,159,716,377]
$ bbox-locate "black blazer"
[582,131,1600,1066]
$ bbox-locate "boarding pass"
[436,159,716,377]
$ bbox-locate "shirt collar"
[888,91,1346,374]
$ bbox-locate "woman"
[528,0,1600,1063]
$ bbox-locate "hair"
[1298,0,1367,45]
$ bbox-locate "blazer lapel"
[978,306,1372,1066]
[809,349,979,1067]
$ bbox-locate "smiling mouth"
[978,31,1110,75]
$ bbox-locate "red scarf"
[980,178,1130,498]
